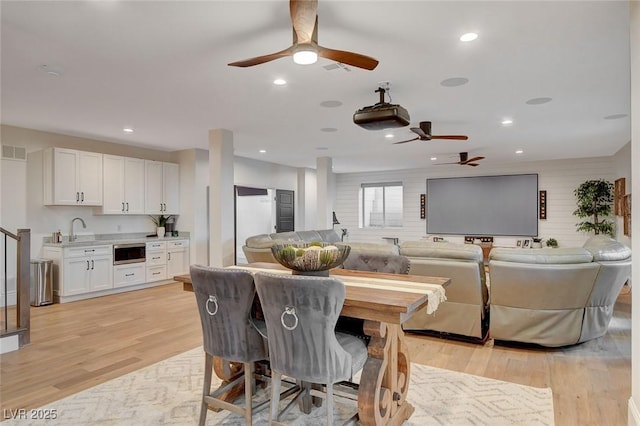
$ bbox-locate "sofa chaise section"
[400,241,488,340]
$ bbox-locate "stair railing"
[1,227,31,346]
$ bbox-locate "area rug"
[6,347,554,425]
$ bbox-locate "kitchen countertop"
[43,232,190,248]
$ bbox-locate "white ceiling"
[1,1,631,173]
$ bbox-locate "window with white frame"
[360,182,403,228]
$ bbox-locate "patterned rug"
[6,347,554,425]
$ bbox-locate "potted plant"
[150,214,174,238]
[546,238,558,248]
[573,179,615,237]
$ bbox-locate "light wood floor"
[1,282,631,426]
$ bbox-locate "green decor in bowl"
[271,242,351,276]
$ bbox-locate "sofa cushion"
[295,230,323,242]
[489,247,593,264]
[343,253,410,274]
[347,242,400,255]
[269,231,302,243]
[245,234,276,249]
[400,241,483,262]
[316,229,341,243]
[582,235,632,262]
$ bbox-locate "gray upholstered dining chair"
[254,272,368,426]
[190,265,270,426]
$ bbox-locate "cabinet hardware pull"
[86,260,90,270]
[168,252,171,261]
[81,192,84,202]
[125,273,134,277]
[153,272,160,275]
[91,260,94,270]
[126,202,129,212]
[152,257,160,260]
[76,192,80,202]
[122,202,125,211]
[160,203,163,211]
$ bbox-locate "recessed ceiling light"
[320,100,343,108]
[273,78,287,85]
[501,119,513,125]
[385,133,394,139]
[259,149,266,154]
[430,157,437,161]
[460,33,478,42]
[123,127,134,133]
[320,127,338,132]
[526,97,552,105]
[604,113,628,120]
[440,77,469,87]
[515,150,524,154]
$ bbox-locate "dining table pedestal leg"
[210,357,245,411]
[358,320,414,425]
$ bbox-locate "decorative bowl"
[271,242,351,276]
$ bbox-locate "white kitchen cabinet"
[44,245,113,300]
[101,155,145,214]
[113,263,146,288]
[146,241,168,281]
[43,147,103,206]
[145,160,180,215]
[166,240,189,276]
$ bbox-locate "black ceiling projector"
[353,86,410,130]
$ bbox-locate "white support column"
[209,129,235,267]
[297,167,317,230]
[316,157,335,229]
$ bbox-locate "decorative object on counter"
[420,193,426,219]
[532,237,543,248]
[573,179,614,237]
[332,211,340,228]
[546,238,558,248]
[340,228,348,242]
[271,242,350,276]
[150,214,175,238]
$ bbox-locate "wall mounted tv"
[426,174,539,236]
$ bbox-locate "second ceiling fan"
[436,152,486,167]
[228,0,378,70]
[393,121,468,144]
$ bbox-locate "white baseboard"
[630,397,640,426]
[0,334,19,354]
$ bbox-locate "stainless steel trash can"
[30,258,53,306]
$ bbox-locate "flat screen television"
[426,174,539,236]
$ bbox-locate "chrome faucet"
[70,217,86,242]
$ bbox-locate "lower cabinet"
[44,245,113,299]
[113,263,146,288]
[146,239,189,281]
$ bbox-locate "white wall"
[629,1,639,424]
[335,156,617,248]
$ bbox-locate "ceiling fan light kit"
[228,0,378,71]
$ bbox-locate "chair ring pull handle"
[281,306,298,331]
[206,295,219,316]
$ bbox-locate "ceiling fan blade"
[466,163,480,167]
[290,0,318,44]
[228,46,295,67]
[317,45,379,70]
[410,127,429,138]
[465,156,485,163]
[431,135,469,140]
[434,161,460,165]
[393,136,420,145]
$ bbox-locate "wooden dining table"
[175,263,449,426]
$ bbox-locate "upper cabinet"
[43,147,103,206]
[145,160,180,215]
[100,155,145,215]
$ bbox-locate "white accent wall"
[335,156,618,248]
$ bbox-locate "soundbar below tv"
[426,174,538,237]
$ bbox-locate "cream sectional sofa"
[399,241,489,340]
[488,235,631,347]
[241,229,398,264]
